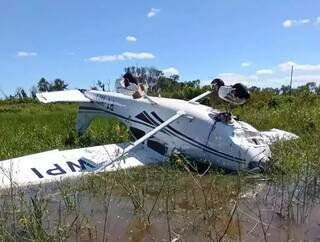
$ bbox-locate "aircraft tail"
[260,128,298,145]
[36,90,90,103]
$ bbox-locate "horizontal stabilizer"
[0,143,165,189]
[36,90,90,103]
[260,128,298,145]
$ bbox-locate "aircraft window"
[129,127,145,139]
[147,140,167,155]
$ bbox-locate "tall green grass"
[233,91,320,176]
[0,102,129,160]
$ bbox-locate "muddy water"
[44,178,320,241]
[45,191,207,241]
[2,173,320,241]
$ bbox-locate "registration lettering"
[95,94,115,111]
[31,159,97,179]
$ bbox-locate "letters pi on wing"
[31,159,97,179]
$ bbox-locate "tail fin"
[36,90,90,103]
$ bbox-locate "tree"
[280,85,291,95]
[96,80,105,91]
[124,66,164,89]
[249,86,261,93]
[316,85,320,95]
[15,87,28,99]
[306,82,317,92]
[37,78,50,92]
[171,74,179,82]
[49,79,68,91]
[30,86,37,99]
[122,66,182,94]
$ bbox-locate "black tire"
[211,78,225,88]
[232,83,250,99]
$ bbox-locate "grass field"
[0,92,320,241]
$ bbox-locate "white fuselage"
[77,90,271,171]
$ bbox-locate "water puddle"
[1,169,320,241]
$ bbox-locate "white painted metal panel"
[36,90,90,103]
[0,144,165,190]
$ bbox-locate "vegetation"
[1,69,320,241]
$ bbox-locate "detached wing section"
[36,90,90,103]
[0,144,164,189]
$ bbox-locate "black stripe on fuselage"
[142,111,158,126]
[135,111,170,136]
[150,111,244,162]
[135,112,153,125]
[78,106,244,164]
[138,112,234,158]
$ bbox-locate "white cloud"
[283,20,293,27]
[122,52,154,59]
[17,51,37,57]
[315,16,320,25]
[278,61,295,71]
[256,69,274,75]
[209,59,320,88]
[301,19,311,24]
[291,74,320,84]
[162,67,179,77]
[147,8,160,18]
[126,36,137,42]
[279,61,320,72]
[87,55,123,62]
[264,75,320,87]
[241,62,252,67]
[87,52,155,62]
[282,18,310,28]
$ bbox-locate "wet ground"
[1,171,320,242]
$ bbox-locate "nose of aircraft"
[247,157,270,172]
[246,146,271,172]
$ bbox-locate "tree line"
[2,66,320,102]
[3,78,69,101]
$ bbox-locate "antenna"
[289,65,294,95]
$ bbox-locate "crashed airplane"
[0,78,298,189]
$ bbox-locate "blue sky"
[0,0,320,96]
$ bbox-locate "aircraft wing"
[0,143,165,190]
[36,90,90,103]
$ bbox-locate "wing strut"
[188,91,212,103]
[96,111,186,171]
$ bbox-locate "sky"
[0,0,320,96]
